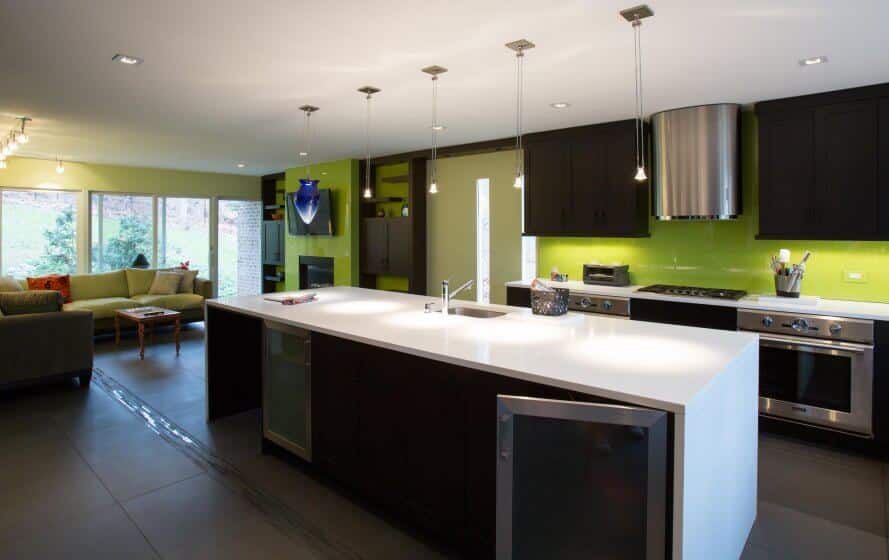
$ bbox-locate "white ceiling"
[1,0,888,176]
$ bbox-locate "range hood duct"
[651,103,741,220]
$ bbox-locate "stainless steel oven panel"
[757,333,874,437]
[567,294,630,317]
[738,309,874,344]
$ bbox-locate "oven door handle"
[756,333,874,354]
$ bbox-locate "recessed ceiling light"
[799,56,827,66]
[431,124,447,131]
[112,53,143,65]
[550,102,571,109]
[299,151,308,157]
[236,163,247,168]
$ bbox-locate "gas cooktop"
[637,284,748,301]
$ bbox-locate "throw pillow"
[125,268,157,296]
[26,274,71,303]
[148,271,183,295]
[178,269,199,294]
[0,276,23,292]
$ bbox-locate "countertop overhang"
[208,287,758,414]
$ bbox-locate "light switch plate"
[843,270,867,283]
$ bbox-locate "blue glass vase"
[295,178,321,224]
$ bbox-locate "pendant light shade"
[358,86,381,199]
[55,158,65,174]
[296,105,321,224]
[422,65,447,194]
[506,39,534,190]
[621,4,653,183]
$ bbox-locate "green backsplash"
[538,112,889,303]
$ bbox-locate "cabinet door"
[815,99,879,238]
[881,99,889,237]
[311,333,361,485]
[758,109,815,237]
[569,135,607,235]
[262,221,284,265]
[604,121,647,235]
[386,218,412,277]
[524,140,571,235]
[263,322,311,461]
[361,218,388,274]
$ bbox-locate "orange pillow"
[27,274,72,303]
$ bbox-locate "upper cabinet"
[523,119,649,237]
[757,83,889,240]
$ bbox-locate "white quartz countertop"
[208,287,758,414]
[506,279,889,321]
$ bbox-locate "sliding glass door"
[217,199,262,298]
[158,197,210,275]
[1,189,78,276]
[91,193,154,272]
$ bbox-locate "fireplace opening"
[299,256,334,289]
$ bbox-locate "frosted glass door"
[263,322,311,461]
[217,199,262,297]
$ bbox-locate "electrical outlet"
[843,270,867,283]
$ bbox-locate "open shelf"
[380,175,409,184]
[361,196,405,204]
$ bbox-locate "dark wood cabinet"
[360,217,412,277]
[506,286,531,308]
[523,119,649,238]
[630,298,738,331]
[757,83,889,240]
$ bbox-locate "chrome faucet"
[441,279,474,314]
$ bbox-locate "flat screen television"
[287,189,334,236]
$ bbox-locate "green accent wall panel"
[284,159,359,291]
[538,112,889,303]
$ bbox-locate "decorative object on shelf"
[506,39,534,189]
[55,157,65,174]
[422,65,447,194]
[770,249,810,298]
[620,4,653,182]
[358,86,381,199]
[179,260,190,270]
[401,202,409,217]
[376,209,386,218]
[296,105,321,224]
[131,253,150,269]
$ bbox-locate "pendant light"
[358,86,381,199]
[295,105,321,224]
[55,158,65,174]
[16,117,30,144]
[422,65,447,194]
[621,4,653,182]
[506,39,534,189]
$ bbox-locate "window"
[217,199,262,297]
[158,197,210,275]
[91,193,154,272]
[1,189,78,277]
[476,178,490,304]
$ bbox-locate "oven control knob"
[761,316,773,327]
[580,297,592,308]
[791,318,810,332]
[602,300,614,311]
[829,324,842,336]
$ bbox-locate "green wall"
[284,159,359,290]
[538,112,889,303]
[427,150,522,304]
[0,157,260,198]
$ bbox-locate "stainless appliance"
[496,395,668,559]
[651,103,741,220]
[263,321,312,460]
[583,264,630,287]
[637,284,747,301]
[568,293,629,317]
[738,309,874,437]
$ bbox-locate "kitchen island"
[205,287,759,560]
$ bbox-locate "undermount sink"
[449,307,508,319]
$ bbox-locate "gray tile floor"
[1,323,887,559]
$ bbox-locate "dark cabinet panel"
[814,99,879,237]
[361,218,388,274]
[506,286,531,308]
[386,218,412,277]
[630,298,738,331]
[758,109,814,237]
[262,220,284,265]
[523,120,649,238]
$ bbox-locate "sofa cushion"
[125,268,157,297]
[149,271,183,295]
[70,270,130,301]
[130,293,204,311]
[63,297,141,320]
[26,274,72,303]
[0,276,23,292]
[0,290,64,315]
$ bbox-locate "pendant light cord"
[633,18,645,170]
[305,111,313,180]
[365,93,372,193]
[431,76,439,184]
[515,50,524,178]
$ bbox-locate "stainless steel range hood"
[651,103,740,220]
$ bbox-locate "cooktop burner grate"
[637,284,748,301]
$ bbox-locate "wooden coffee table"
[115,307,181,360]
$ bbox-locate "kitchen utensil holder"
[774,273,802,298]
[531,287,569,316]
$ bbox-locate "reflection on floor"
[0,323,886,559]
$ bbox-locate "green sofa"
[0,291,94,388]
[60,269,212,333]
